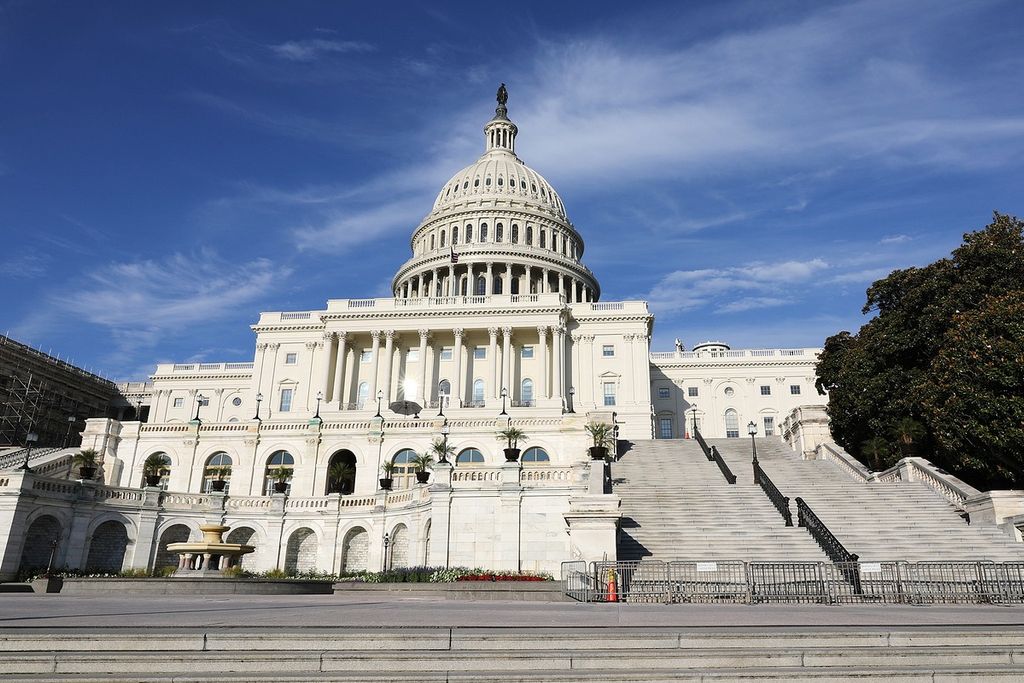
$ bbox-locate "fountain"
[167,524,255,577]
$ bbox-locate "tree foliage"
[815,212,1024,487]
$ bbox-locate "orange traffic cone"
[606,567,618,602]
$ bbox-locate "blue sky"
[2,0,1022,380]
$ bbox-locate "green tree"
[815,212,1024,486]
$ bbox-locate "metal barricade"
[982,562,1024,604]
[899,561,995,604]
[560,560,592,602]
[749,562,828,603]
[827,561,903,604]
[593,560,669,603]
[667,560,749,603]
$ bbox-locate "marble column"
[448,264,455,296]
[321,333,335,401]
[418,329,430,404]
[485,262,493,296]
[368,331,382,400]
[501,326,513,402]
[488,327,499,399]
[452,328,464,407]
[381,330,396,402]
[554,326,566,405]
[542,268,550,294]
[537,326,549,399]
[334,332,348,407]
[503,265,511,297]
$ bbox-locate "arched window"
[497,176,503,186]
[327,450,357,495]
[511,224,519,243]
[440,230,446,248]
[474,178,480,187]
[496,223,503,242]
[452,226,459,244]
[725,409,740,438]
[474,275,486,296]
[460,276,468,295]
[438,379,451,408]
[521,378,534,406]
[526,226,533,245]
[456,448,485,465]
[264,450,294,495]
[472,379,485,405]
[466,224,473,242]
[522,447,550,463]
[480,223,488,242]
[357,382,369,409]
[484,177,491,186]
[142,452,171,489]
[430,234,435,249]
[392,448,418,490]
[202,452,232,493]
[540,231,546,249]
[493,275,502,294]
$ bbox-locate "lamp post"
[568,386,576,414]
[19,431,38,472]
[437,382,446,418]
[135,396,143,423]
[375,421,386,484]
[64,415,76,448]
[382,531,390,571]
[748,420,759,484]
[374,389,384,419]
[193,394,206,422]
[690,403,699,439]
[499,387,508,416]
[439,420,450,464]
[313,390,323,420]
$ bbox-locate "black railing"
[796,497,861,594]
[710,446,737,485]
[755,462,792,526]
[693,426,713,461]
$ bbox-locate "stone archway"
[85,520,129,573]
[154,524,191,571]
[390,524,409,569]
[226,527,256,570]
[284,527,318,573]
[341,527,368,573]
[326,450,357,494]
[19,515,62,573]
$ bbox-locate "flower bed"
[456,573,548,582]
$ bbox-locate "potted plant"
[270,467,293,494]
[429,437,455,464]
[73,448,99,480]
[412,453,434,484]
[584,422,614,460]
[379,461,396,491]
[142,453,166,487]
[328,461,356,494]
[497,426,527,461]
[210,465,231,492]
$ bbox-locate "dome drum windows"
[480,223,488,242]
[496,223,503,242]
[466,224,473,242]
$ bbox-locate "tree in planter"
[73,448,100,479]
[429,437,455,464]
[411,453,435,483]
[142,453,168,487]
[497,426,527,462]
[584,422,614,460]
[328,461,356,494]
[269,467,293,494]
[209,465,232,492]
[379,461,396,490]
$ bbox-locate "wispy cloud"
[0,252,49,279]
[880,234,912,244]
[269,38,374,62]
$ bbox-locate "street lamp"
[19,431,38,472]
[437,382,446,418]
[690,403,699,439]
[64,416,76,448]
[374,389,384,419]
[193,394,207,422]
[439,420,450,464]
[252,392,263,421]
[748,420,759,484]
[313,390,323,420]
[382,531,391,571]
[499,387,508,416]
[568,387,576,414]
[375,421,386,488]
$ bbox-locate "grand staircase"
[614,439,828,562]
[709,438,1024,563]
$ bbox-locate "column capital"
[336,330,348,342]
[305,340,319,350]
[384,329,396,341]
[268,342,281,351]
[488,326,499,338]
[418,328,431,340]
[501,326,513,336]
[256,342,269,351]
[537,325,549,337]
[322,332,335,343]
[370,330,381,341]
[453,328,464,339]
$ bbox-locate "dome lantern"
[484,83,518,154]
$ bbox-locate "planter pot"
[211,480,227,492]
[503,448,521,462]
[415,471,431,484]
[273,482,288,494]
[589,446,608,460]
[379,478,393,491]
[31,576,63,594]
[144,474,162,487]
[79,466,97,480]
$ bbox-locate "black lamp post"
[690,403,698,439]
[374,389,384,419]
[499,387,508,416]
[135,396,143,423]
[748,420,759,484]
[314,390,323,420]
[382,531,391,571]
[252,392,263,421]
[64,415,76,448]
[193,394,206,422]
[568,387,576,414]
[18,431,38,472]
[439,420,450,464]
[437,382,446,418]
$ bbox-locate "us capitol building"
[0,88,826,579]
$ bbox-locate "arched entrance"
[85,520,129,572]
[390,524,409,569]
[154,524,191,571]
[19,515,62,573]
[226,527,256,570]
[284,528,318,573]
[341,527,368,573]
[326,450,357,494]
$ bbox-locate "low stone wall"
[333,580,566,601]
[59,578,335,596]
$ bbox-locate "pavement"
[2,593,1024,630]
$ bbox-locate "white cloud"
[880,234,912,244]
[0,252,48,279]
[717,296,792,314]
[269,39,374,62]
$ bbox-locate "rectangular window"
[406,349,420,362]
[659,417,673,438]
[360,350,372,363]
[279,388,293,412]
[688,387,698,397]
[473,346,486,360]
[603,382,616,406]
[602,345,615,357]
[790,384,801,395]
[760,385,771,396]
[284,353,297,365]
[764,416,775,436]
[521,346,534,359]
[173,397,184,408]
[657,387,670,399]
[440,347,453,361]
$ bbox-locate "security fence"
[560,559,1024,605]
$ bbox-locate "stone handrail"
[873,457,981,511]
[816,442,873,482]
[159,362,254,374]
[452,469,502,485]
[521,467,574,485]
[160,493,212,509]
[650,348,818,362]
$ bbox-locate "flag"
[450,246,459,263]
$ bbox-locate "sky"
[1,0,1022,380]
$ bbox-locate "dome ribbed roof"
[430,150,567,220]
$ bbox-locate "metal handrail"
[754,462,792,526]
[693,426,713,461]
[710,446,737,485]
[796,497,861,594]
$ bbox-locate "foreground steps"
[3,626,1024,681]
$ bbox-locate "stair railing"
[754,462,792,526]
[693,426,713,461]
[710,446,737,485]
[796,497,862,594]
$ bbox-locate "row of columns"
[394,262,595,303]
